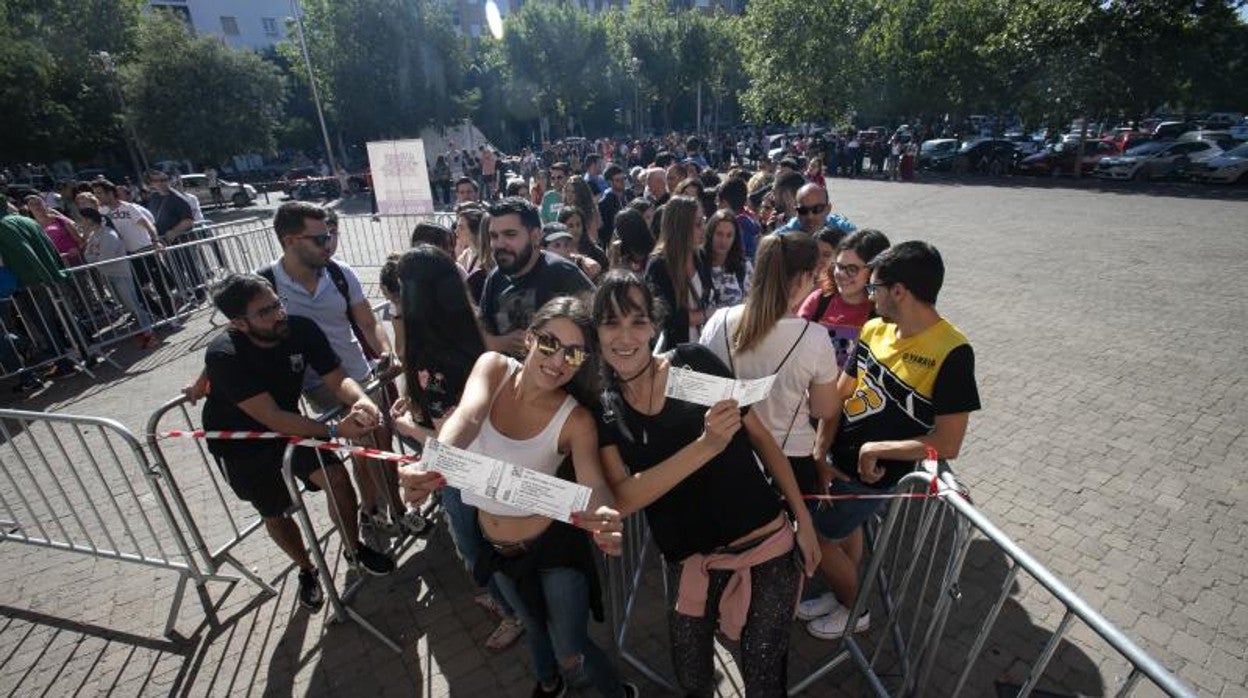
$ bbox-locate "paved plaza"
[1,176,1246,696]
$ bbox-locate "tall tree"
[124,11,286,164]
[0,0,145,163]
[291,0,471,144]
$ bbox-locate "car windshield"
[1224,143,1248,158]
[958,139,986,153]
[922,141,955,154]
[1124,142,1169,156]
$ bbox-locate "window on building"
[220,16,240,35]
[262,17,279,36]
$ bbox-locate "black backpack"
[258,260,379,360]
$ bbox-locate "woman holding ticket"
[398,298,636,698]
[591,270,820,697]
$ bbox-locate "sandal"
[484,617,524,651]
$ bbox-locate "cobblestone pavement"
[1,177,1246,696]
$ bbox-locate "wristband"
[327,423,338,440]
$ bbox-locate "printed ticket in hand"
[421,438,592,522]
[664,369,777,407]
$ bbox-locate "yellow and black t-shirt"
[833,317,981,488]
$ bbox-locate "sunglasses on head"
[797,204,828,216]
[533,331,588,368]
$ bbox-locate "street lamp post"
[288,0,338,176]
[630,57,641,135]
[95,51,149,181]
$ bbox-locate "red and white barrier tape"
[160,429,420,465]
[802,449,950,502]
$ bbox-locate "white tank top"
[462,358,579,517]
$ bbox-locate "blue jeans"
[441,487,514,617]
[494,567,624,697]
[104,274,152,331]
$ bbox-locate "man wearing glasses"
[801,240,980,640]
[778,183,857,237]
[201,273,395,611]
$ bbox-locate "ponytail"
[733,232,818,354]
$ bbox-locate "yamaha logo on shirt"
[289,354,305,373]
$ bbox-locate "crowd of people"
[0,170,225,393]
[189,133,981,697]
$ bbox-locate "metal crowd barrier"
[0,408,245,637]
[791,465,1196,697]
[278,372,429,654]
[602,461,1195,696]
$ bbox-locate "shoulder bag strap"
[777,322,811,451]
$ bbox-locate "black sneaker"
[297,568,324,611]
[344,542,395,576]
[531,674,565,698]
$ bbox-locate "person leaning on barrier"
[200,273,396,611]
[801,240,981,640]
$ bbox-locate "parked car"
[1006,135,1044,156]
[1151,121,1199,140]
[1108,130,1154,153]
[1015,140,1120,176]
[1189,142,1248,184]
[180,173,257,207]
[950,139,1020,175]
[1177,130,1237,151]
[1231,118,1248,141]
[1095,140,1222,180]
[917,139,959,170]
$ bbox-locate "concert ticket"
[420,438,592,522]
[664,368,776,407]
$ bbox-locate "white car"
[1095,140,1222,180]
[1229,119,1248,142]
[179,173,257,207]
[1190,143,1248,184]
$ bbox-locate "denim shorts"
[812,479,889,540]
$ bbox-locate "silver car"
[1095,141,1222,180]
[179,173,257,207]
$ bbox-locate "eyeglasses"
[248,296,287,320]
[533,331,588,368]
[796,204,828,216]
[833,262,863,276]
[865,281,896,296]
[296,232,338,247]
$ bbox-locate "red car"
[1015,140,1120,176]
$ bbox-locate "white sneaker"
[806,606,870,639]
[796,592,843,621]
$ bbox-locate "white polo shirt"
[269,258,372,387]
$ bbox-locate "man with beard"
[478,197,593,355]
[201,273,395,612]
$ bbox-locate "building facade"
[148,0,291,50]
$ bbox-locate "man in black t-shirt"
[478,197,594,355]
[200,273,395,610]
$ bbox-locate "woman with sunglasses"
[592,271,819,697]
[399,297,636,698]
[644,195,711,349]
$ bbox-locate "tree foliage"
[289,0,471,143]
[0,0,145,163]
[124,11,286,164]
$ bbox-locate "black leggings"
[665,550,801,697]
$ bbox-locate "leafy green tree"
[290,0,471,144]
[500,1,611,135]
[0,0,145,163]
[124,11,286,164]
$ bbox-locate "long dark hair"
[399,244,485,421]
[701,208,745,278]
[591,271,666,443]
[528,296,600,410]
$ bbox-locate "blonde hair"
[733,232,818,354]
[652,196,701,314]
